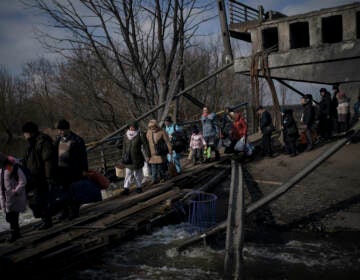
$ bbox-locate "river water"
[61,223,359,280]
[1,195,359,279]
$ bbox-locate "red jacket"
[231,113,248,140]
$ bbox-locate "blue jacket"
[201,113,219,138]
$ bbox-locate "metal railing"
[229,0,262,24]
[86,62,235,174]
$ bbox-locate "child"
[0,153,27,242]
[189,125,207,165]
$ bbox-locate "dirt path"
[244,138,360,232]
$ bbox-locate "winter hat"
[164,116,172,123]
[22,121,39,134]
[256,105,264,112]
[192,125,199,134]
[128,120,139,130]
[305,94,313,101]
[0,153,8,168]
[57,119,70,130]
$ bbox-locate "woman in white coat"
[0,153,27,242]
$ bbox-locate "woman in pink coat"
[0,153,27,242]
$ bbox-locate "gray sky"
[0,0,356,75]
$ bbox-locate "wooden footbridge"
[0,159,231,278]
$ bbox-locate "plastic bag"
[234,137,246,152]
[142,161,151,177]
[245,143,255,156]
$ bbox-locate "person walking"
[54,119,88,220]
[164,116,183,175]
[0,153,27,242]
[318,88,332,141]
[281,109,299,157]
[256,106,275,157]
[201,106,220,162]
[121,121,150,195]
[336,90,350,132]
[22,121,56,229]
[189,125,207,165]
[301,94,315,151]
[146,119,172,184]
[230,111,248,153]
[331,84,340,133]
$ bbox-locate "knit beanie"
[22,122,39,134]
[57,119,70,130]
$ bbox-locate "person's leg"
[123,168,133,189]
[6,212,20,242]
[305,127,313,150]
[173,151,181,174]
[263,134,272,155]
[159,162,167,181]
[151,164,157,183]
[191,148,196,165]
[134,168,143,192]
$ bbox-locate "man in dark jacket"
[319,88,332,141]
[22,121,56,229]
[55,119,88,219]
[256,106,274,157]
[301,94,315,151]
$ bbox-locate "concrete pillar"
[309,17,321,47]
[278,22,290,51]
[217,0,233,63]
[343,10,356,40]
[251,29,262,52]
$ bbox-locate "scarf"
[126,129,139,140]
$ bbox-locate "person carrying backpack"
[0,153,27,242]
[164,116,185,175]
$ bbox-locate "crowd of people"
[0,119,97,242]
[1,83,358,243]
[119,105,251,199]
[257,84,358,158]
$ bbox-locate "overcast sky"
[0,0,356,75]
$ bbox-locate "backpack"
[12,164,33,193]
[171,124,187,153]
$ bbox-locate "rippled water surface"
[63,224,360,280]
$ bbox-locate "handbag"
[122,151,132,164]
[153,133,169,156]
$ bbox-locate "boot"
[38,217,53,230]
[7,229,21,243]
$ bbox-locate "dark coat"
[302,102,315,126]
[319,92,331,118]
[23,132,56,189]
[282,111,299,142]
[260,110,273,134]
[55,131,88,184]
[122,131,150,170]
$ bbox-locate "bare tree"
[28,0,216,125]
[21,58,58,127]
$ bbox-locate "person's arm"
[13,166,27,194]
[163,130,172,154]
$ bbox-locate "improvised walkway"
[0,159,230,278]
